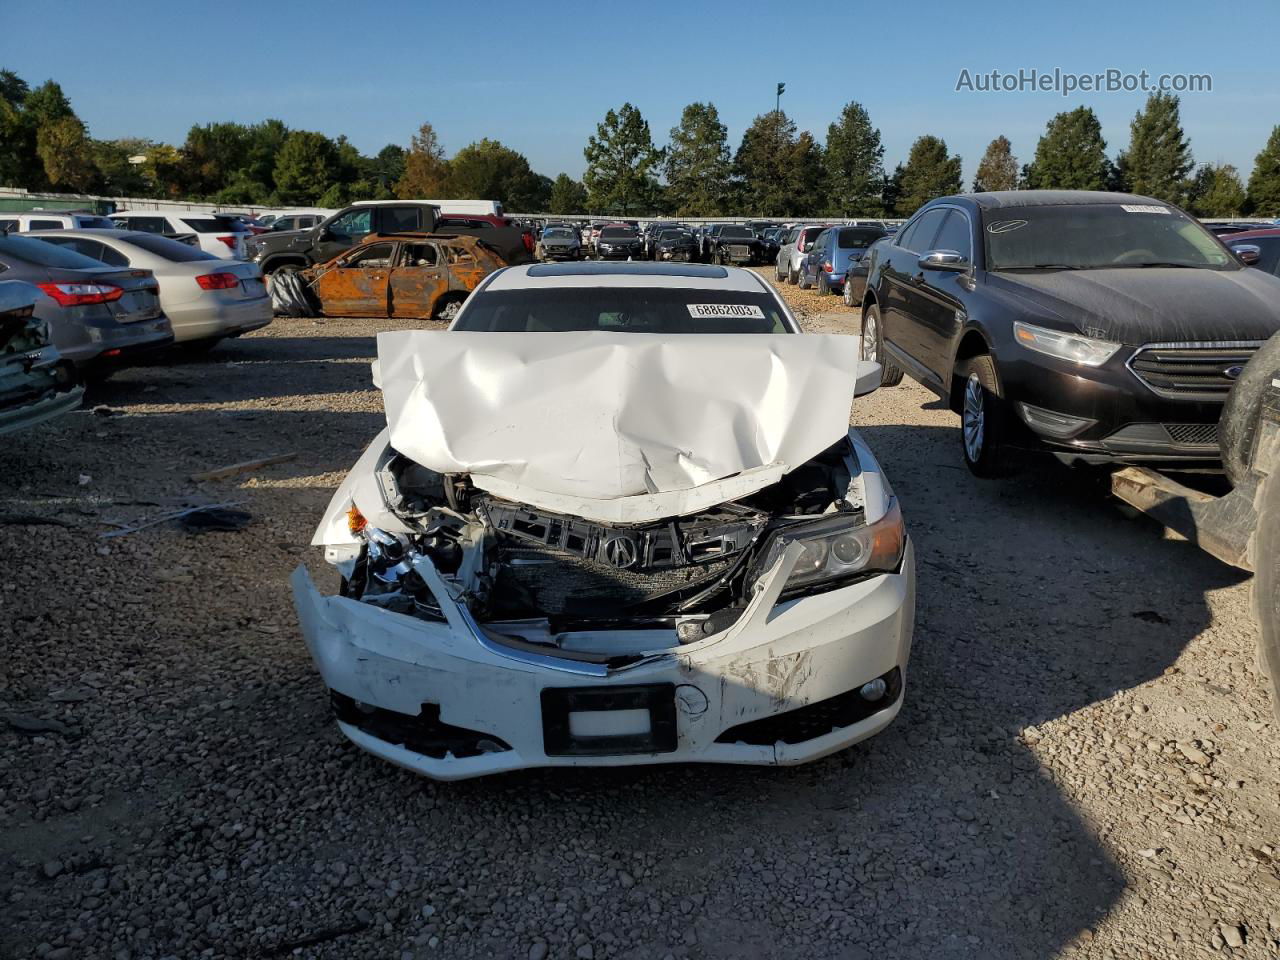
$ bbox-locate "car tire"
[798,267,812,290]
[860,303,903,386]
[788,265,799,285]
[775,262,785,282]
[1255,468,1280,723]
[958,354,1012,478]
[1220,330,1280,488]
[433,296,466,323]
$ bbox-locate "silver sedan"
[29,229,271,349]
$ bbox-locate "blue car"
[799,224,889,296]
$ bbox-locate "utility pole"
[776,82,785,115]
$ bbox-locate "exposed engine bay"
[341,436,873,660]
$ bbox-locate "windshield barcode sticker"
[687,304,765,319]
[1120,204,1170,214]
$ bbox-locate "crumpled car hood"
[376,330,860,523]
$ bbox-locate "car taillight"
[823,262,833,272]
[216,235,238,250]
[196,272,239,290]
[36,282,124,307]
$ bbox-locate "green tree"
[548,173,588,214]
[734,111,795,216]
[1120,92,1193,203]
[36,115,95,191]
[0,69,36,187]
[972,135,1019,192]
[1247,125,1280,217]
[823,101,884,216]
[90,137,154,196]
[1187,163,1247,217]
[664,102,731,217]
[447,138,544,210]
[583,103,663,215]
[789,131,826,216]
[371,144,407,192]
[881,163,904,216]
[896,135,962,215]
[1023,107,1112,190]
[396,122,450,199]
[273,130,340,204]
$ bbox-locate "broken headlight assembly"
[752,499,904,598]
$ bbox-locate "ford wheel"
[958,355,1011,478]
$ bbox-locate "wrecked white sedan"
[293,262,915,779]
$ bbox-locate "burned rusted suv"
[280,233,507,322]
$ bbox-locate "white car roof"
[485,262,771,292]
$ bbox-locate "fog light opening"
[1016,401,1095,439]
[859,678,887,702]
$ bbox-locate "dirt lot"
[2,273,1279,960]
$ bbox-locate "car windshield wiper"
[1119,261,1206,269]
[999,264,1083,271]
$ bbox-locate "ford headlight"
[753,500,905,596]
[1013,320,1120,367]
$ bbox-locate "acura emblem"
[1223,365,1244,380]
[602,535,639,569]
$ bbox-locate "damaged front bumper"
[292,540,914,780]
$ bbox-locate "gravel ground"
[1,277,1279,960]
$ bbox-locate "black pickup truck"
[245,202,532,274]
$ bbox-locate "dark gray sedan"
[536,227,581,261]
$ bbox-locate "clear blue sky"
[3,0,1274,185]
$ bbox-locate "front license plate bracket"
[541,683,677,756]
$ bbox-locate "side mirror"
[854,359,881,398]
[918,249,968,271]
[1233,244,1261,266]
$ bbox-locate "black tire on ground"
[798,267,811,290]
[860,303,903,386]
[957,354,1012,478]
[1255,469,1280,723]
[788,265,799,285]
[775,261,785,282]
[433,296,466,323]
[1221,330,1280,487]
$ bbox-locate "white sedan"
[293,262,915,779]
[31,229,271,349]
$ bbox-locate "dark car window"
[455,288,792,334]
[836,227,887,248]
[931,210,972,260]
[29,219,62,230]
[125,233,220,262]
[76,216,116,229]
[182,216,241,233]
[0,232,108,269]
[984,203,1235,270]
[719,227,755,240]
[897,209,947,253]
[658,230,689,241]
[811,229,830,251]
[342,243,396,268]
[0,219,18,232]
[543,229,575,240]
[44,237,129,267]
[382,207,423,232]
[117,216,170,235]
[599,228,637,240]
[327,209,373,238]
[1238,237,1280,276]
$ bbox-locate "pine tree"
[734,112,798,216]
[896,136,962,215]
[1187,163,1247,217]
[1024,107,1112,190]
[664,102,731,217]
[273,131,341,204]
[1247,125,1280,217]
[972,136,1018,192]
[1122,92,1193,203]
[396,122,450,199]
[583,103,663,215]
[548,174,588,215]
[823,102,884,216]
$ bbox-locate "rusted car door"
[313,241,395,316]
[388,242,447,319]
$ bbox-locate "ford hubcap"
[963,373,985,462]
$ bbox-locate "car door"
[388,241,447,319]
[316,208,375,263]
[805,230,830,284]
[313,240,394,316]
[880,207,947,378]
[909,208,975,377]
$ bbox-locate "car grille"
[727,244,752,259]
[1128,342,1261,400]
[1164,422,1220,446]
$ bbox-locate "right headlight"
[1012,320,1120,367]
[752,499,905,597]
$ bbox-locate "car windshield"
[453,288,792,334]
[0,233,107,269]
[125,233,221,262]
[719,227,754,239]
[984,203,1236,270]
[659,230,688,240]
[599,228,636,240]
[837,227,886,248]
[182,216,243,233]
[544,229,575,240]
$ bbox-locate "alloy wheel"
[861,312,878,362]
[962,373,986,462]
